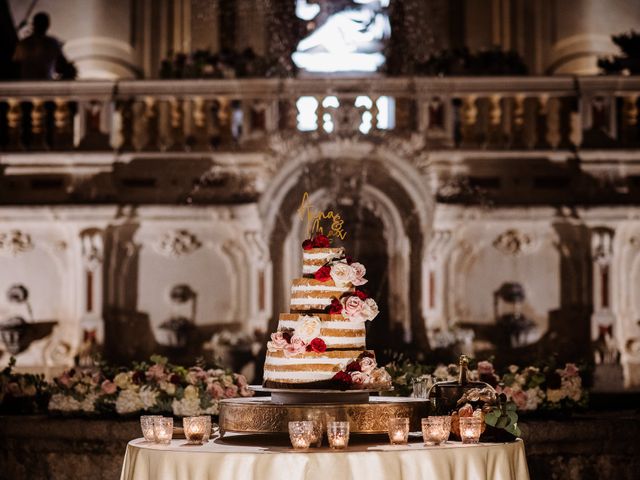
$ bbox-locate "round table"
[120,434,530,480]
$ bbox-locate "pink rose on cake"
[349,262,368,286]
[283,335,307,357]
[341,295,366,322]
[330,261,356,286]
[295,316,322,342]
[359,356,377,374]
[350,370,371,386]
[267,331,289,352]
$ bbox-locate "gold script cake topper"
[297,192,347,240]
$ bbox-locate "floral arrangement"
[47,355,252,417]
[267,316,327,356]
[385,357,588,414]
[0,357,49,414]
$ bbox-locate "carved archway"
[259,137,434,347]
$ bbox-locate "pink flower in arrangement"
[101,380,117,395]
[350,262,368,286]
[511,389,528,410]
[224,384,239,398]
[477,361,495,375]
[283,336,307,357]
[208,381,225,399]
[234,373,248,387]
[239,385,253,397]
[563,363,579,377]
[145,363,166,381]
[58,372,72,388]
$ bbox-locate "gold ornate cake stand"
[218,396,430,436]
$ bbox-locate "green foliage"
[484,394,521,437]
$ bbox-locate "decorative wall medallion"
[153,230,202,258]
[0,230,34,256]
[493,229,535,256]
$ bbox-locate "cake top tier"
[302,247,345,276]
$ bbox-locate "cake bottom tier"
[263,349,367,387]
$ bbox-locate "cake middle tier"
[263,349,368,386]
[290,278,354,312]
[278,313,366,349]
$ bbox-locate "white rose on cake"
[362,298,379,321]
[330,262,356,286]
[295,316,322,342]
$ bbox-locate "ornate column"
[78,229,105,367]
[423,229,453,331]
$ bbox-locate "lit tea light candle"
[388,417,409,445]
[140,415,161,442]
[459,417,482,444]
[184,416,207,445]
[288,421,313,450]
[421,416,451,446]
[327,421,350,450]
[153,417,173,445]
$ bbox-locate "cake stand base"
[218,396,430,436]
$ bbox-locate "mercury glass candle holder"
[184,416,207,445]
[421,416,451,445]
[153,417,174,445]
[327,421,350,449]
[288,421,313,450]
[140,415,161,442]
[459,417,483,444]
[388,417,410,445]
[198,415,212,442]
[412,379,431,399]
[307,418,323,447]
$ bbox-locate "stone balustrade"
[1,76,639,152]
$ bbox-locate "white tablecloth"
[120,434,530,480]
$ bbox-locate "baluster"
[535,94,550,149]
[167,97,184,151]
[316,96,326,133]
[142,96,159,151]
[546,97,562,149]
[53,98,73,149]
[370,96,379,131]
[218,97,232,146]
[117,99,134,151]
[510,94,525,148]
[30,98,46,150]
[460,95,478,147]
[78,100,110,150]
[621,94,639,147]
[191,97,209,150]
[6,98,22,150]
[487,94,504,148]
[559,97,576,149]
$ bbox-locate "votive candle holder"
[421,416,451,445]
[153,417,174,445]
[288,421,313,450]
[198,415,212,442]
[140,415,161,442]
[184,416,207,445]
[459,417,482,444]
[327,421,350,449]
[388,417,410,445]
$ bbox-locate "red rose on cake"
[307,337,327,353]
[327,298,343,314]
[332,370,352,387]
[314,265,332,282]
[313,234,331,248]
[302,239,314,250]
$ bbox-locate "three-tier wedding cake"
[263,235,392,390]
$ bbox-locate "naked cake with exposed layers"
[263,235,392,390]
